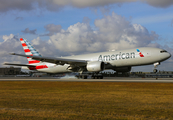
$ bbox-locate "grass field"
[0,81,173,120]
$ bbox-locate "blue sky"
[0,0,173,72]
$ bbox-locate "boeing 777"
[4,38,171,79]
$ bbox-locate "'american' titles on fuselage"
[98,52,135,61]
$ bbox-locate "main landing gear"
[153,62,160,73]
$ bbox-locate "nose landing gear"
[153,62,160,73]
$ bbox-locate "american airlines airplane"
[4,38,171,79]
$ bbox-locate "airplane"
[4,38,171,79]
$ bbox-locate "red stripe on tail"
[24,49,30,52]
[22,43,27,47]
[20,38,24,41]
[29,60,40,64]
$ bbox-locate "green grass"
[0,81,173,119]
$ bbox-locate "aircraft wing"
[4,63,36,67]
[10,53,87,66]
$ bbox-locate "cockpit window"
[160,50,167,53]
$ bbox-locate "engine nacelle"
[113,67,131,72]
[87,61,105,72]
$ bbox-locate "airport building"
[145,71,173,78]
[130,71,173,78]
[0,67,173,78]
[0,67,21,75]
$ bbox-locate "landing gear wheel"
[91,75,103,79]
[82,75,87,79]
[153,69,158,73]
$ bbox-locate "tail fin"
[20,38,41,64]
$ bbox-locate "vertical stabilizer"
[20,38,41,64]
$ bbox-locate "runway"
[0,77,173,83]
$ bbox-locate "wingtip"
[3,62,8,65]
[9,53,15,55]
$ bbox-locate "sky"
[0,0,173,72]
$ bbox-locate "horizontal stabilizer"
[4,63,36,67]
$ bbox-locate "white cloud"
[31,37,67,57]
[31,37,41,45]
[49,22,96,54]
[48,12,159,55]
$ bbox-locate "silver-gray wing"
[9,53,87,66]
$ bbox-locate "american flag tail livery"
[20,38,41,65]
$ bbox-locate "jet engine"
[87,61,105,72]
[113,67,131,72]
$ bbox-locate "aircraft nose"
[165,52,171,60]
[160,50,171,61]
[168,52,171,58]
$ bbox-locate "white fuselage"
[25,47,171,73]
